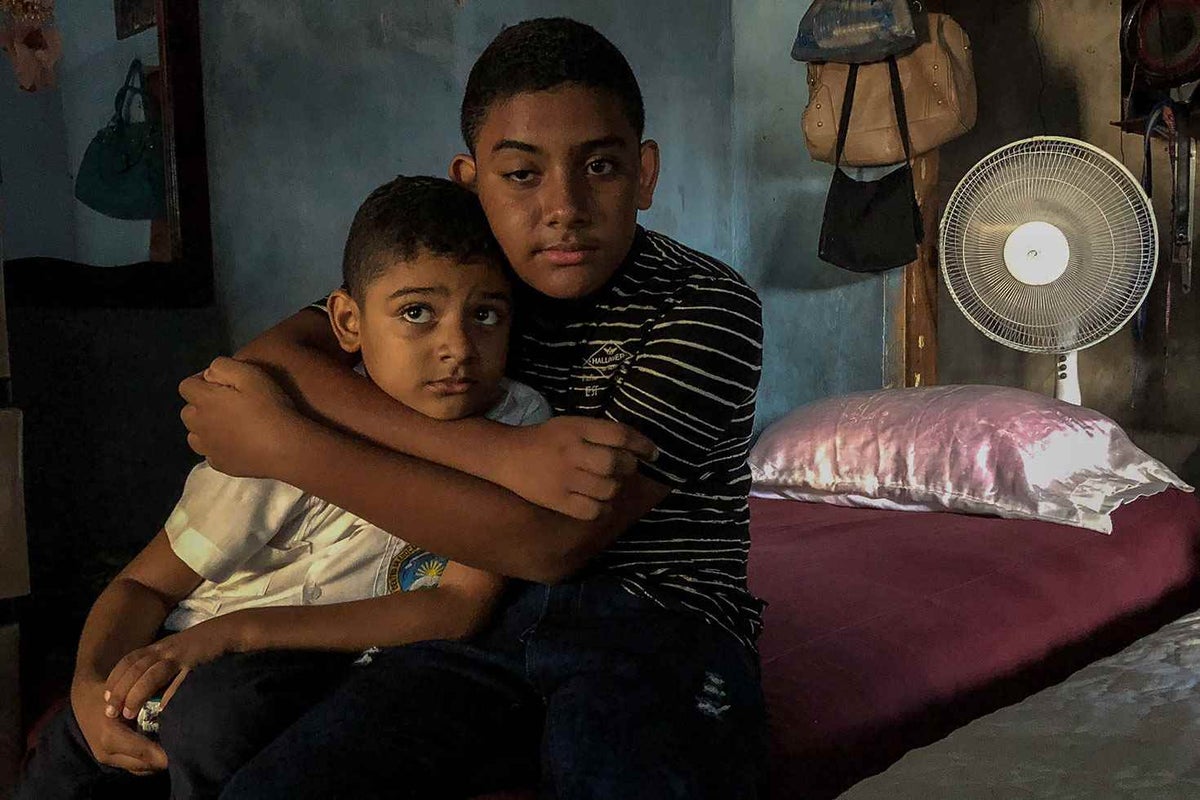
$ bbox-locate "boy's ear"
[327,289,363,354]
[636,139,661,211]
[449,154,478,190]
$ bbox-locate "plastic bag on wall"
[791,0,918,64]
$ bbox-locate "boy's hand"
[179,357,301,477]
[71,674,168,774]
[103,618,241,722]
[503,417,659,520]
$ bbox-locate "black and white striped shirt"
[511,227,765,649]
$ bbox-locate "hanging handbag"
[818,57,923,273]
[790,0,919,64]
[74,58,166,220]
[802,12,975,167]
[1122,0,1200,89]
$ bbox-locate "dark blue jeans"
[16,649,352,800]
[221,577,767,799]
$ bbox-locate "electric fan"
[940,136,1158,405]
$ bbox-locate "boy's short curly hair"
[342,175,503,300]
[460,17,644,151]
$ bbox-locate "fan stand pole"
[1055,351,1082,405]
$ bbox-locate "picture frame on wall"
[114,0,155,40]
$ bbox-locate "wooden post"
[155,0,214,301]
[886,150,940,388]
[907,150,940,387]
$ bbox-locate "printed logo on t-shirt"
[387,544,448,592]
[585,343,632,374]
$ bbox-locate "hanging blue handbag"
[791,0,920,64]
[74,59,167,220]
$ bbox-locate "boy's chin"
[407,394,492,421]
[519,261,620,300]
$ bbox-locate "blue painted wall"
[199,0,733,345]
[732,1,893,428]
[198,0,887,429]
[0,69,75,261]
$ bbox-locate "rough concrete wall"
[936,0,1200,468]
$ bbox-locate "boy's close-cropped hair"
[341,175,502,300]
[459,17,645,151]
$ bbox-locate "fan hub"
[1003,221,1070,286]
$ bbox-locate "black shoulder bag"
[818,56,924,273]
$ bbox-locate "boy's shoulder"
[486,378,552,426]
[634,228,761,308]
[167,463,313,586]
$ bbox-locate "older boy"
[17,176,549,800]
[184,18,766,800]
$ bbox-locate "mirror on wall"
[0,0,212,307]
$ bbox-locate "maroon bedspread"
[750,489,1200,798]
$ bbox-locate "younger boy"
[17,176,550,800]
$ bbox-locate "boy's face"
[451,84,660,299]
[328,253,512,421]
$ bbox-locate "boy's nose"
[438,320,479,363]
[544,173,590,228]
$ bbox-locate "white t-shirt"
[163,378,551,631]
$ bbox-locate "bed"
[470,387,1200,800]
[748,490,1200,799]
[742,385,1200,798]
[474,487,1200,800]
[838,599,1200,799]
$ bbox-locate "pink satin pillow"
[750,386,1191,533]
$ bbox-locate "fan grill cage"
[940,136,1157,354]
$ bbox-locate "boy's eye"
[586,158,617,176]
[400,304,433,324]
[475,307,503,326]
[503,169,537,184]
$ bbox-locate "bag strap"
[123,59,144,90]
[113,59,151,123]
[834,58,914,166]
[833,63,859,166]
[887,55,924,243]
[886,56,915,164]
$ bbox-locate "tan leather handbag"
[802,12,976,166]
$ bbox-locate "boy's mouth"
[538,243,598,266]
[426,378,477,395]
